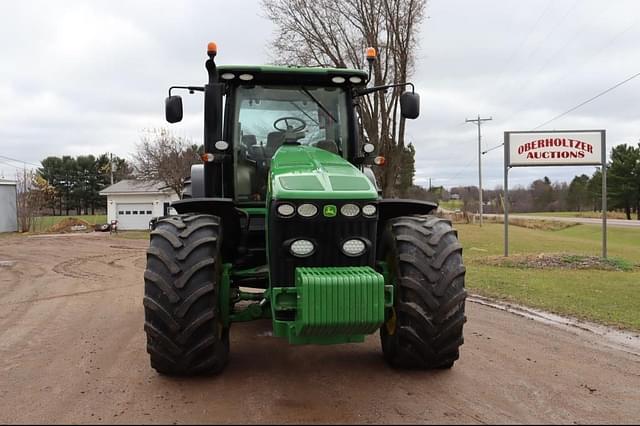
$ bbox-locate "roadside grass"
[526,211,633,220]
[456,223,640,330]
[31,215,107,233]
[484,253,634,272]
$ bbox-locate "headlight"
[342,239,366,256]
[340,203,360,217]
[290,239,315,257]
[362,204,377,216]
[297,203,318,217]
[277,203,295,217]
[214,140,229,151]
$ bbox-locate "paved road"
[483,213,640,228]
[1,233,639,424]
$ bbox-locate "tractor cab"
[228,77,357,202]
[172,64,377,204]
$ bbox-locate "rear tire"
[143,214,229,375]
[379,215,466,369]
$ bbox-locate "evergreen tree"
[608,144,640,220]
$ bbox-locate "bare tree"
[133,129,202,196]
[262,0,427,196]
[16,170,47,232]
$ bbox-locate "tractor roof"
[217,65,368,87]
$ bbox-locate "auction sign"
[503,129,607,258]
[506,130,604,167]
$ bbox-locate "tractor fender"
[377,198,438,225]
[376,198,439,251]
[182,164,205,198]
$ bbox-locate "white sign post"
[503,130,607,257]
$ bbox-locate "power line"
[482,143,504,155]
[534,70,640,129]
[0,155,40,168]
[490,0,555,96]
[504,0,580,93]
[543,17,638,96]
[0,159,22,169]
[439,158,477,189]
[500,0,586,108]
[501,16,639,126]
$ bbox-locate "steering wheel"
[273,117,306,133]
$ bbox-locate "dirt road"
[1,233,639,424]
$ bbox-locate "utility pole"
[465,114,492,226]
[110,153,114,185]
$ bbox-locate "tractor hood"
[269,145,378,200]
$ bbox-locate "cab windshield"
[233,85,350,202]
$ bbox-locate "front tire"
[379,215,467,369]
[143,214,229,375]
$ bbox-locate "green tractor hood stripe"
[269,145,378,200]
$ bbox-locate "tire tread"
[381,215,467,369]
[143,214,228,376]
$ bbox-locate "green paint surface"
[279,175,324,191]
[270,266,387,344]
[218,64,367,81]
[240,207,267,216]
[269,145,377,200]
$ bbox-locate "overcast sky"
[1,0,639,189]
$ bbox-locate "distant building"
[450,193,461,200]
[0,180,18,233]
[99,180,179,230]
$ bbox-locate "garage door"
[116,203,154,230]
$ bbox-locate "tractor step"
[231,265,269,287]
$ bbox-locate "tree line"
[27,129,200,218]
[441,143,640,220]
[37,153,133,215]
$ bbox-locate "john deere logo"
[323,205,337,217]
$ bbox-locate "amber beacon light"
[366,47,377,60]
[207,41,218,55]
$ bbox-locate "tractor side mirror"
[400,92,420,119]
[165,95,183,123]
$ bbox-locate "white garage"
[100,180,180,230]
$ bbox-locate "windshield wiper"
[300,87,337,123]
[289,101,319,126]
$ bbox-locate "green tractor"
[143,42,466,375]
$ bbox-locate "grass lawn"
[439,200,463,210]
[31,215,107,232]
[456,222,640,330]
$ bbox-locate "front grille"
[268,201,378,286]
